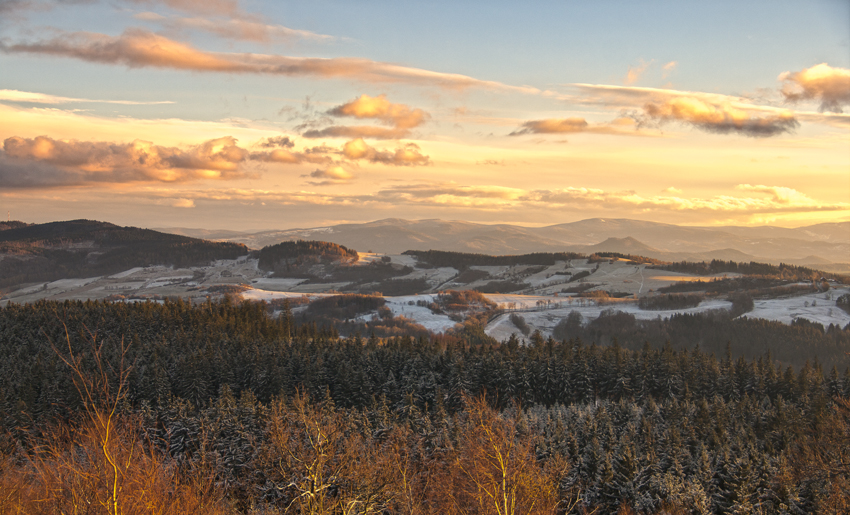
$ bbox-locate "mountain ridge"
[156,218,849,265]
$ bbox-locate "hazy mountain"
[151,227,251,240]
[580,236,659,255]
[154,218,850,265]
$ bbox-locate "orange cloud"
[523,185,846,215]
[1,135,258,187]
[258,136,294,149]
[128,0,241,17]
[510,118,588,135]
[641,97,799,137]
[570,83,847,132]
[129,183,847,224]
[509,116,645,137]
[308,165,354,185]
[328,94,429,129]
[5,134,245,170]
[342,138,429,166]
[780,63,850,113]
[1,29,540,92]
[249,148,302,164]
[172,198,195,208]
[302,126,410,140]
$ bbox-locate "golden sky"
[1,0,848,230]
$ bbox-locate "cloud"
[570,83,736,107]
[135,12,336,44]
[509,116,646,137]
[0,88,173,105]
[1,29,541,92]
[522,185,843,214]
[662,186,682,194]
[308,165,353,184]
[328,94,429,129]
[1,135,252,187]
[625,59,653,85]
[373,183,525,208]
[734,184,818,205]
[0,0,31,14]
[342,138,429,166]
[780,63,850,113]
[662,61,677,78]
[365,182,845,216]
[570,82,847,132]
[127,182,847,225]
[172,197,195,208]
[258,135,294,148]
[0,0,94,17]
[127,0,241,17]
[302,126,409,140]
[249,148,302,164]
[249,147,331,165]
[510,118,588,135]
[640,97,799,137]
[795,111,850,129]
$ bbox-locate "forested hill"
[0,221,31,231]
[404,249,584,269]
[257,239,358,273]
[0,219,248,287]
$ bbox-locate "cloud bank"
[640,97,799,137]
[1,135,253,186]
[146,183,845,221]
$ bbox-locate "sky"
[1,0,848,231]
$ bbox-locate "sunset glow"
[1,0,848,230]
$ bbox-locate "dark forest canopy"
[654,258,847,283]
[0,220,30,231]
[403,249,585,269]
[257,239,359,272]
[1,298,849,513]
[1,298,847,423]
[0,220,248,288]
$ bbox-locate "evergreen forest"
[0,298,848,514]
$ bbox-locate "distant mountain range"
[158,218,850,268]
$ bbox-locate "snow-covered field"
[484,297,735,341]
[143,276,195,289]
[2,256,848,338]
[249,278,307,290]
[382,295,458,333]
[108,267,144,279]
[743,287,850,327]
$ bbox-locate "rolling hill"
[159,218,850,266]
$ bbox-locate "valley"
[4,250,848,341]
